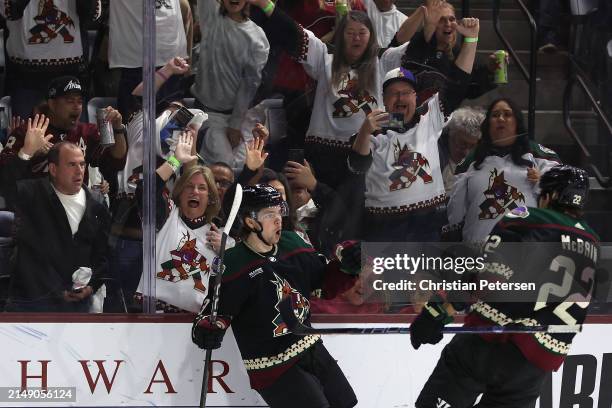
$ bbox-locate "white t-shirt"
[109,0,188,68]
[362,0,407,48]
[53,187,87,235]
[299,29,408,147]
[447,147,560,243]
[364,94,447,212]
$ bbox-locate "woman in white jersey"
[248,1,408,188]
[446,98,560,243]
[136,132,229,313]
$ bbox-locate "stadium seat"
[0,95,11,122]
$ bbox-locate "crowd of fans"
[0,0,609,314]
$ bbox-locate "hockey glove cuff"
[410,302,453,350]
[192,314,230,350]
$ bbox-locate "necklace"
[243,239,278,262]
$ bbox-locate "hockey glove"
[192,314,230,350]
[334,240,361,276]
[410,302,453,350]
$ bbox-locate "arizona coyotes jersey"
[298,27,408,147]
[215,231,328,389]
[447,142,560,243]
[2,0,101,73]
[465,207,601,371]
[365,94,447,213]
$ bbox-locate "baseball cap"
[382,67,417,91]
[47,76,83,99]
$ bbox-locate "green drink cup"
[494,50,508,84]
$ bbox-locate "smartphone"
[387,112,405,130]
[168,105,194,129]
[287,149,305,165]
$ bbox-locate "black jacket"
[5,157,110,302]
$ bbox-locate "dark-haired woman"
[249,1,408,187]
[447,98,561,243]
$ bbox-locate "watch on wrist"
[113,125,126,134]
[18,150,32,161]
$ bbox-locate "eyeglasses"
[491,110,514,119]
[386,90,415,99]
[215,180,232,189]
[345,31,369,39]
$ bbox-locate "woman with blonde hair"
[137,131,232,313]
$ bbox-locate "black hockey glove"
[334,240,361,276]
[410,303,453,350]
[192,314,230,350]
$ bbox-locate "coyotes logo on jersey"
[332,74,377,118]
[271,273,310,337]
[478,169,526,220]
[389,141,433,191]
[157,232,210,293]
[28,0,75,45]
[156,0,172,9]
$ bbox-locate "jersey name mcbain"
[561,234,598,263]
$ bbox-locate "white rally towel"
[137,206,233,313]
[71,266,106,314]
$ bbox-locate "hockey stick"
[278,298,582,335]
[200,184,243,408]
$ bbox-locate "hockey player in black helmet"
[237,184,288,247]
[410,165,601,408]
[192,184,359,407]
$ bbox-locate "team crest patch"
[478,169,526,220]
[271,273,310,337]
[389,140,433,191]
[28,0,75,45]
[157,232,210,293]
[332,73,377,118]
[506,206,529,219]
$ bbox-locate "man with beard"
[0,76,126,208]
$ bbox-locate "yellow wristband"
[262,1,274,14]
[463,37,478,43]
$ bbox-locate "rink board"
[0,316,610,407]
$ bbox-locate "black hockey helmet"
[539,165,589,209]
[240,184,288,219]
